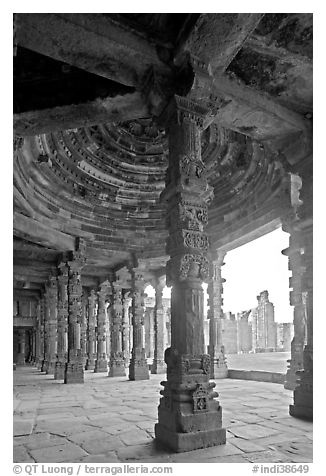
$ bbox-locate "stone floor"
[13,366,312,463]
[227,352,291,373]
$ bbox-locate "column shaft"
[151,282,166,374]
[86,289,97,370]
[207,251,228,378]
[64,245,86,384]
[109,276,126,377]
[129,267,149,380]
[94,281,110,373]
[16,328,26,365]
[44,276,58,375]
[54,264,68,380]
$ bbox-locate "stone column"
[39,297,46,371]
[45,276,58,375]
[155,96,226,452]
[282,222,306,390]
[81,291,88,368]
[86,289,97,370]
[109,273,126,377]
[64,241,86,384]
[289,221,313,419]
[54,263,68,380]
[122,293,131,367]
[35,301,41,368]
[128,265,149,380]
[151,280,166,374]
[16,328,26,365]
[288,160,313,420]
[207,250,228,379]
[94,281,110,373]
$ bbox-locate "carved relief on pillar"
[86,289,97,370]
[207,250,228,379]
[155,96,225,452]
[64,243,86,384]
[128,265,149,381]
[44,275,58,375]
[54,263,68,380]
[94,280,111,373]
[109,272,126,377]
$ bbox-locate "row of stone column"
[32,261,170,383]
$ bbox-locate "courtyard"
[14,365,312,464]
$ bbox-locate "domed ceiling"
[13,13,312,295]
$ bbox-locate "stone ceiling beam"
[14,13,171,87]
[209,75,310,141]
[14,92,149,137]
[179,13,264,74]
[14,212,75,251]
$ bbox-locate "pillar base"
[289,374,313,421]
[85,358,96,371]
[94,359,108,373]
[45,360,56,375]
[211,364,228,379]
[64,362,84,384]
[151,359,166,374]
[129,359,149,380]
[109,360,126,377]
[16,355,25,365]
[54,361,66,380]
[155,423,226,453]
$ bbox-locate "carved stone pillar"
[282,222,306,390]
[151,280,166,374]
[109,273,126,377]
[128,265,149,380]
[17,328,26,365]
[155,96,226,452]
[35,301,41,368]
[86,289,97,370]
[94,281,110,373]
[39,297,46,371]
[289,221,313,419]
[81,291,88,368]
[64,242,86,384]
[44,276,58,375]
[207,250,228,379]
[54,264,68,380]
[288,160,313,420]
[122,293,131,367]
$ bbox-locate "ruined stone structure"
[250,291,277,352]
[13,12,313,456]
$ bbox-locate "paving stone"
[13,420,34,436]
[228,437,266,453]
[170,442,244,462]
[228,424,281,439]
[79,436,125,454]
[78,452,120,463]
[244,449,293,463]
[68,429,110,444]
[119,429,153,446]
[116,442,171,461]
[30,443,88,463]
[13,445,35,463]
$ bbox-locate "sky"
[222,227,292,322]
[146,227,292,323]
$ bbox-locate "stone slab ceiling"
[13,13,313,286]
